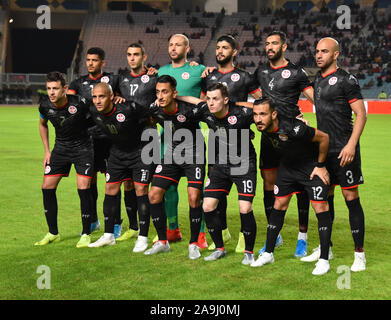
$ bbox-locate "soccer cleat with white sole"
[144,241,170,255]
[241,252,255,265]
[351,252,366,272]
[312,258,330,275]
[258,234,283,255]
[300,245,333,262]
[88,234,115,248]
[76,234,91,248]
[116,229,139,242]
[251,252,274,267]
[204,249,226,261]
[34,232,61,246]
[133,236,149,253]
[188,243,201,260]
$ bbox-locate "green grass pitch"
[0,105,390,300]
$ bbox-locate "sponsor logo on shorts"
[105,173,110,182]
[101,76,110,83]
[155,165,162,173]
[231,73,240,82]
[177,114,186,122]
[182,72,190,80]
[274,185,279,195]
[141,75,150,83]
[116,113,125,122]
[328,76,338,86]
[205,178,210,187]
[281,69,291,79]
[44,165,51,174]
[68,106,77,114]
[228,115,237,125]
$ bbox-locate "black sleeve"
[292,120,316,142]
[68,79,79,94]
[242,106,254,126]
[111,74,121,95]
[343,74,363,103]
[194,102,210,122]
[246,72,260,95]
[201,77,207,96]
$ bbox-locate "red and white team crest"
[205,178,210,187]
[228,115,237,125]
[231,73,240,82]
[329,77,338,86]
[44,165,51,174]
[155,165,163,173]
[101,76,110,83]
[68,106,77,114]
[281,69,291,79]
[105,173,110,182]
[141,75,150,83]
[177,114,186,122]
[274,185,279,195]
[182,72,190,80]
[116,113,125,122]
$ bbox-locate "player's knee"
[342,188,359,202]
[311,201,329,213]
[273,197,290,211]
[105,183,120,196]
[239,201,252,214]
[202,199,217,213]
[134,184,148,197]
[148,189,164,204]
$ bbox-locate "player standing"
[301,37,367,272]
[87,83,155,250]
[115,43,158,246]
[35,71,94,248]
[157,34,208,248]
[68,47,124,237]
[250,98,332,275]
[254,31,314,257]
[201,34,262,252]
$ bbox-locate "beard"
[267,47,283,62]
[318,57,334,72]
[170,51,186,63]
[216,54,233,67]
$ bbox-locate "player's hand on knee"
[338,143,355,167]
[310,167,330,185]
[201,67,216,78]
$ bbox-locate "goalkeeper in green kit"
[155,34,208,248]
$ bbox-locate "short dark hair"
[206,82,229,98]
[266,30,287,44]
[254,97,276,112]
[46,71,66,87]
[157,75,177,90]
[87,47,105,60]
[216,34,237,50]
[127,43,145,55]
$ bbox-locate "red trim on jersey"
[201,91,206,96]
[275,191,300,198]
[76,173,93,179]
[89,73,103,80]
[104,106,116,117]
[238,193,255,197]
[188,181,203,184]
[67,89,77,95]
[218,67,235,74]
[215,110,229,119]
[302,86,312,92]
[341,184,360,190]
[133,181,149,186]
[153,175,179,184]
[349,98,358,104]
[310,200,327,203]
[106,177,133,184]
[162,104,178,116]
[130,71,146,78]
[321,69,338,78]
[271,126,279,133]
[205,189,230,194]
[44,173,69,177]
[249,88,261,94]
[270,63,288,70]
[53,98,68,109]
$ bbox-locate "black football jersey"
[148,100,207,158]
[118,70,157,107]
[314,68,363,153]
[201,67,260,102]
[254,61,311,118]
[262,117,317,167]
[200,102,256,167]
[39,94,92,148]
[68,72,119,101]
[89,101,148,159]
